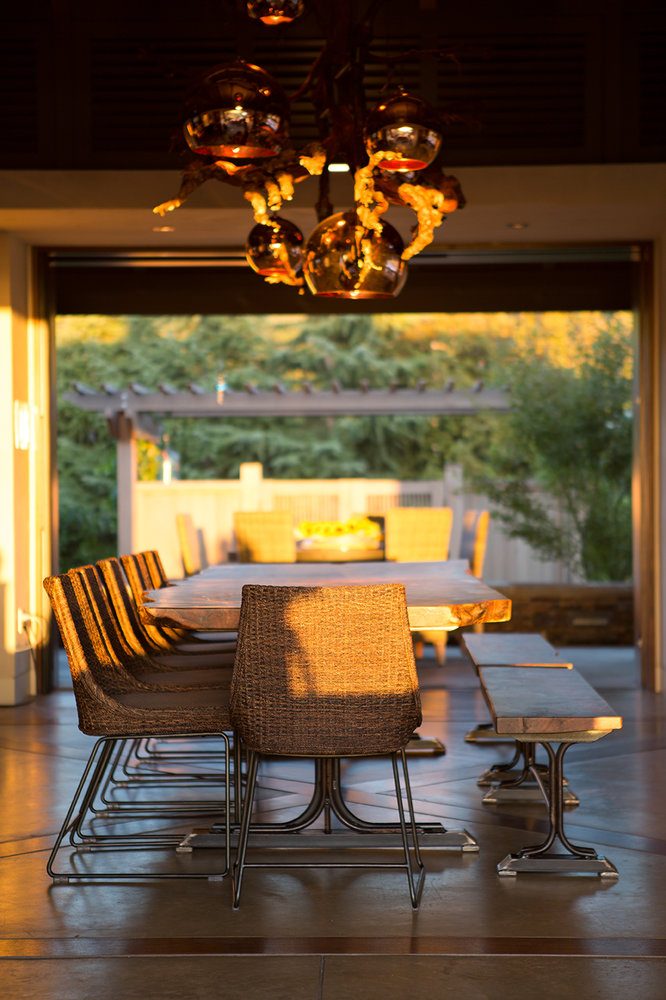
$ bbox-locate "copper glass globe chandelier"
[154,0,465,299]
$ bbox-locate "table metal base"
[465,722,514,744]
[177,756,478,854]
[178,826,478,852]
[497,852,619,877]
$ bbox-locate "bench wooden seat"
[461,633,585,803]
[461,632,572,748]
[479,666,622,737]
[461,632,573,669]
[478,665,622,877]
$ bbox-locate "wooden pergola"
[65,381,510,551]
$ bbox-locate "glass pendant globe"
[303,211,407,299]
[183,61,289,159]
[246,217,304,281]
[246,0,304,25]
[365,91,442,171]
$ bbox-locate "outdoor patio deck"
[1,645,664,999]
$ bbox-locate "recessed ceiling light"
[152,225,175,233]
[327,163,350,173]
[506,222,529,230]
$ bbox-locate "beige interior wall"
[0,235,52,704]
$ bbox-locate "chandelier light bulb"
[364,91,442,171]
[246,0,305,25]
[303,211,407,299]
[183,61,290,159]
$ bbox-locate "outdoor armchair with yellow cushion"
[384,506,453,563]
[176,512,206,576]
[233,511,297,563]
[417,509,491,666]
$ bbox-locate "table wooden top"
[141,559,511,633]
[478,666,622,735]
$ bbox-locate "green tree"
[55,311,633,578]
[457,321,633,581]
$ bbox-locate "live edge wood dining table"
[140,559,511,853]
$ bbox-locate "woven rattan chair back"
[384,507,453,562]
[44,574,127,735]
[143,550,170,588]
[230,583,421,756]
[177,513,205,576]
[71,564,145,663]
[459,510,490,578]
[44,573,140,733]
[98,557,168,653]
[119,554,184,647]
[233,511,297,564]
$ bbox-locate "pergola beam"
[65,385,510,420]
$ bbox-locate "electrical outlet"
[17,609,32,633]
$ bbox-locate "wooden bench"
[460,633,579,803]
[478,665,622,876]
[461,632,572,741]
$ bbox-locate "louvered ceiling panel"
[90,38,236,156]
[252,40,322,144]
[0,34,41,161]
[639,31,666,149]
[437,32,588,160]
[1,4,664,168]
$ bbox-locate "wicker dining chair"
[233,511,297,563]
[142,548,238,647]
[119,552,235,655]
[384,506,453,563]
[230,583,425,908]
[70,564,234,687]
[43,572,231,882]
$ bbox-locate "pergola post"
[113,413,138,555]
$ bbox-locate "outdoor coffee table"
[141,559,511,852]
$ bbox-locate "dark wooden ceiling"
[2,0,664,170]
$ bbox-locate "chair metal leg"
[232,750,260,908]
[49,732,232,883]
[232,751,426,909]
[48,737,114,880]
[392,751,425,908]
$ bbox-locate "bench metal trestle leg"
[481,741,579,806]
[497,741,618,878]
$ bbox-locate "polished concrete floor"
[1,645,665,999]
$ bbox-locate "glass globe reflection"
[365,91,442,171]
[303,211,407,299]
[246,217,304,283]
[183,61,289,159]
